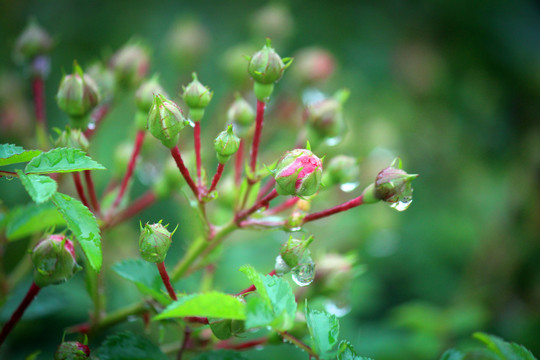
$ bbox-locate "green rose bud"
[305,89,349,141]
[136,75,168,113]
[54,127,89,152]
[321,155,359,188]
[87,61,115,101]
[247,38,293,101]
[31,235,81,288]
[14,18,53,62]
[227,93,255,127]
[56,63,101,129]
[273,148,323,197]
[54,341,90,360]
[280,236,314,269]
[292,47,335,85]
[373,157,418,211]
[110,42,150,88]
[139,221,177,263]
[182,73,213,122]
[147,94,187,149]
[214,125,241,164]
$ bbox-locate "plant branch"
[0,282,41,347]
[256,178,276,202]
[236,270,276,296]
[0,171,18,178]
[235,139,244,186]
[194,122,202,186]
[265,197,298,215]
[303,194,364,224]
[170,146,199,199]
[84,170,101,216]
[72,172,91,209]
[208,163,225,193]
[105,190,157,228]
[278,330,319,359]
[157,262,177,301]
[216,337,268,350]
[249,100,266,173]
[236,189,279,225]
[84,103,110,139]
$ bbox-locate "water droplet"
[287,226,302,232]
[324,135,342,147]
[340,181,359,193]
[87,122,96,130]
[390,196,412,211]
[324,299,351,317]
[274,255,291,275]
[292,259,315,287]
[187,119,195,128]
[127,315,139,322]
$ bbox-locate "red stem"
[303,194,364,223]
[0,170,18,178]
[84,104,110,139]
[265,197,299,215]
[236,270,276,296]
[157,262,177,301]
[0,282,41,347]
[216,337,268,350]
[84,170,101,216]
[112,130,145,211]
[256,178,276,202]
[235,189,278,224]
[170,146,199,198]
[208,163,225,193]
[72,172,91,209]
[235,139,244,186]
[194,122,202,186]
[249,100,266,173]
[106,190,157,228]
[32,77,46,126]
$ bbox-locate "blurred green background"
[1,0,539,359]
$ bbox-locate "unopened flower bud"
[250,4,294,44]
[136,75,167,113]
[56,63,100,129]
[87,62,115,101]
[32,235,81,288]
[322,155,359,188]
[147,94,187,149]
[54,127,89,152]
[373,157,418,210]
[166,19,210,68]
[110,42,150,88]
[139,221,177,263]
[14,19,53,62]
[280,236,314,269]
[227,94,255,127]
[273,148,323,197]
[54,341,90,360]
[292,47,335,85]
[182,73,213,122]
[214,125,241,164]
[247,39,293,101]
[305,89,349,141]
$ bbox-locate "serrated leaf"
[94,332,168,360]
[6,202,65,241]
[338,341,374,360]
[306,302,340,359]
[439,349,466,360]
[473,332,537,360]
[155,291,246,320]
[51,192,102,271]
[0,144,41,166]
[17,170,57,203]
[245,296,274,329]
[112,259,170,304]
[193,351,248,360]
[25,148,105,174]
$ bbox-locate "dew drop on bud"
[274,254,291,275]
[324,298,351,317]
[390,196,413,211]
[291,258,315,286]
[187,119,196,128]
[340,181,359,193]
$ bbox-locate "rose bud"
[214,125,241,164]
[373,157,418,211]
[147,94,187,149]
[54,341,90,360]
[321,155,359,188]
[182,72,213,122]
[110,42,150,88]
[135,75,168,130]
[227,93,255,127]
[14,18,53,63]
[305,89,349,142]
[87,61,116,101]
[139,221,177,263]
[292,47,336,85]
[273,148,323,197]
[54,127,89,152]
[247,38,293,101]
[280,236,314,270]
[31,235,81,288]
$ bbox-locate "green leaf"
[306,302,340,359]
[155,291,246,320]
[193,351,248,360]
[17,170,57,203]
[94,332,168,360]
[209,319,234,340]
[24,350,41,360]
[112,259,170,304]
[473,332,537,360]
[25,148,105,174]
[338,341,374,360]
[6,202,65,241]
[245,296,274,329]
[51,192,102,271]
[0,144,41,166]
[439,349,466,360]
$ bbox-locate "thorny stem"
[170,146,199,199]
[194,122,202,186]
[72,172,91,209]
[0,282,41,347]
[278,331,319,359]
[236,270,276,296]
[302,194,364,223]
[84,170,101,216]
[236,189,279,225]
[235,139,244,186]
[249,100,266,173]
[208,163,225,193]
[112,130,145,212]
[105,190,157,229]
[265,197,299,215]
[157,262,177,301]
[84,103,110,139]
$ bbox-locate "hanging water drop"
[187,119,196,128]
[340,181,359,193]
[390,196,412,211]
[274,254,291,275]
[324,298,351,317]
[291,258,315,287]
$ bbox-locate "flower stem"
[170,146,199,199]
[278,331,319,359]
[194,122,202,186]
[303,194,364,224]
[236,189,279,225]
[105,190,157,229]
[235,139,244,186]
[72,172,91,209]
[32,77,46,127]
[157,262,177,301]
[236,270,276,296]
[84,170,101,216]
[0,170,18,178]
[208,163,225,193]
[265,197,298,215]
[112,130,145,212]
[0,282,41,347]
[216,337,268,350]
[249,100,266,173]
[256,178,276,202]
[84,103,110,139]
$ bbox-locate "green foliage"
[17,170,57,203]
[155,291,246,320]
[24,148,105,174]
[338,341,374,360]
[94,332,168,360]
[51,192,102,271]
[306,302,340,359]
[473,333,537,360]
[112,259,171,304]
[0,144,41,166]
[5,202,65,241]
[193,351,248,360]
